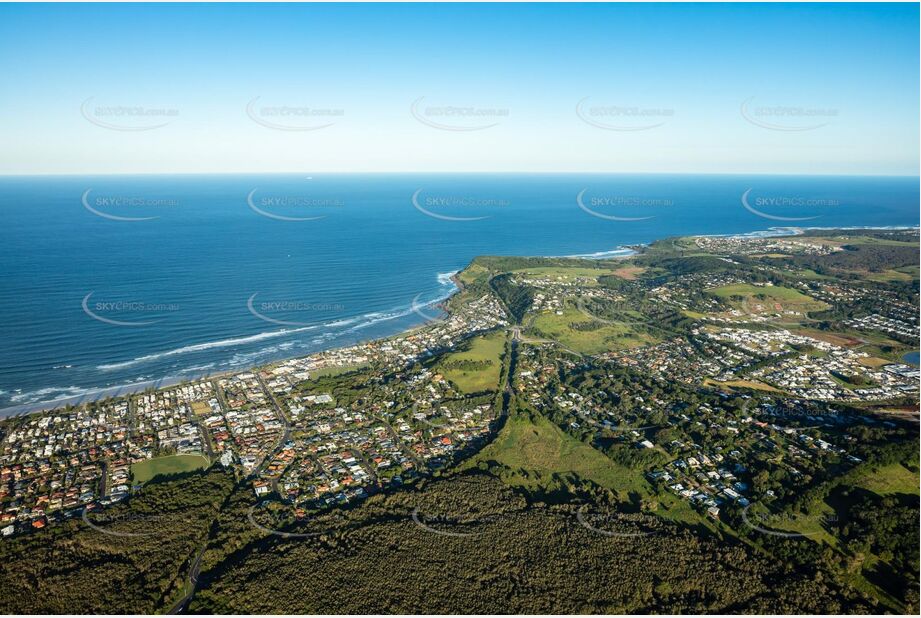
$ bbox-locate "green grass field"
[457,262,489,286]
[851,463,920,496]
[435,330,506,393]
[709,283,828,314]
[309,363,368,379]
[767,463,920,543]
[749,500,840,547]
[710,283,819,302]
[808,235,919,248]
[464,413,649,493]
[462,413,704,526]
[529,306,654,354]
[508,265,620,286]
[789,268,834,281]
[131,454,210,484]
[865,269,917,283]
[704,378,784,393]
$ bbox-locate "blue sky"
[0,2,917,175]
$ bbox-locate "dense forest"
[2,451,909,614]
[0,470,235,613]
[189,473,877,614]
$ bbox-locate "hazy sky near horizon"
[0,2,918,175]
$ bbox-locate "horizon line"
[1,171,919,179]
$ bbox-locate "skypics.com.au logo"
[81,98,179,131]
[410,97,509,132]
[741,189,839,222]
[246,97,344,131]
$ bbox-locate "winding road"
[168,545,206,614]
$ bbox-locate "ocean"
[0,173,917,413]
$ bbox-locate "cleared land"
[463,413,705,527]
[865,269,916,283]
[709,283,829,315]
[464,413,650,495]
[508,266,619,287]
[435,330,506,393]
[807,235,920,248]
[793,328,863,347]
[530,306,654,355]
[704,378,784,393]
[309,362,368,379]
[610,266,646,280]
[851,462,920,496]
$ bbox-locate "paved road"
[501,327,521,416]
[98,460,108,500]
[127,397,138,440]
[168,545,206,614]
[197,419,216,460]
[253,374,293,486]
[375,412,425,470]
[210,378,230,413]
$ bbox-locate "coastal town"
[606,325,919,401]
[3,3,919,613]
[0,292,508,537]
[0,230,917,543]
[513,322,900,521]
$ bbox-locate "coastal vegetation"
[0,469,235,613]
[189,473,877,615]
[0,229,916,614]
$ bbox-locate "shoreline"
[2,224,917,419]
[0,282,466,419]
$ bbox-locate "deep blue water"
[0,174,917,412]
